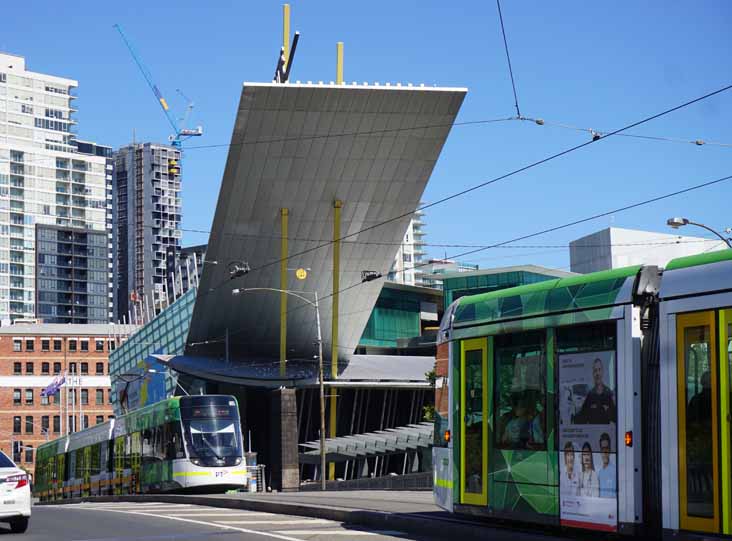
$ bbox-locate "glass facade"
[359,286,428,348]
[443,270,562,307]
[35,224,109,323]
[109,287,196,413]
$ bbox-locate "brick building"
[0,323,132,477]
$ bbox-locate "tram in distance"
[34,395,248,499]
[433,249,732,539]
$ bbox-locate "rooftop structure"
[569,226,727,274]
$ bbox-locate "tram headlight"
[191,458,201,466]
[234,457,242,465]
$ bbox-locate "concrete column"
[269,388,299,492]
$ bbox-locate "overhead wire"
[201,171,732,350]
[496,0,521,118]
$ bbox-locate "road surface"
[11,502,423,540]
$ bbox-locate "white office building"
[0,53,113,324]
[570,227,727,274]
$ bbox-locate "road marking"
[215,519,335,525]
[165,513,278,518]
[77,507,304,541]
[273,530,383,536]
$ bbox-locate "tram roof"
[660,249,732,300]
[451,264,641,329]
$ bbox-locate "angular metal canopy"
[188,82,467,365]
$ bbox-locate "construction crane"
[113,24,203,149]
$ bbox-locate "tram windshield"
[185,418,242,459]
[179,395,244,464]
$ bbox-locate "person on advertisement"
[562,441,579,492]
[597,432,617,498]
[578,441,599,497]
[576,357,616,424]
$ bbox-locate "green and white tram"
[35,395,248,500]
[433,250,732,539]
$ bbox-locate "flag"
[41,375,65,398]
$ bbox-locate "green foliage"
[423,404,436,422]
[425,369,437,386]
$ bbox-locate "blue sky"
[4,1,731,271]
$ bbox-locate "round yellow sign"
[295,268,308,280]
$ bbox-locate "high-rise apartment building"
[389,208,426,286]
[114,143,182,322]
[0,53,113,324]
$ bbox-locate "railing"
[300,471,432,492]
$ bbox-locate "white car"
[0,452,30,533]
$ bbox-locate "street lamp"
[232,287,327,491]
[667,217,732,248]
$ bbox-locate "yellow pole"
[280,208,289,378]
[283,4,291,67]
[329,200,342,479]
[336,42,344,84]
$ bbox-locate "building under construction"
[113,143,182,322]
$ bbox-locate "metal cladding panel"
[189,83,466,366]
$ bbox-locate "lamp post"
[232,287,326,491]
[667,217,732,248]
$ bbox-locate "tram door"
[677,311,719,533]
[460,338,489,506]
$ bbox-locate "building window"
[81,362,88,375]
[53,392,60,405]
[25,416,33,434]
[13,339,21,352]
[96,362,104,375]
[82,415,89,430]
[96,389,104,405]
[69,362,77,374]
[108,340,116,351]
[81,389,88,405]
[53,416,60,433]
[25,389,33,405]
[42,362,50,375]
[24,446,33,464]
[41,416,49,435]
[108,415,115,420]
[95,415,104,425]
[25,362,33,375]
[12,417,20,434]
[41,339,50,352]
[13,389,21,406]
[53,362,61,374]
[41,394,49,406]
[53,339,62,352]
[95,340,104,352]
[108,389,113,404]
[80,340,89,352]
[13,362,21,375]
[68,340,77,352]
[68,416,75,433]
[25,339,34,352]
[403,253,412,262]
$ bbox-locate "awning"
[298,422,434,464]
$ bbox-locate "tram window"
[494,331,546,450]
[557,322,616,354]
[165,422,184,460]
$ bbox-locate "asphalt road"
[11,502,425,541]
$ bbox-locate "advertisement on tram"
[558,350,618,531]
